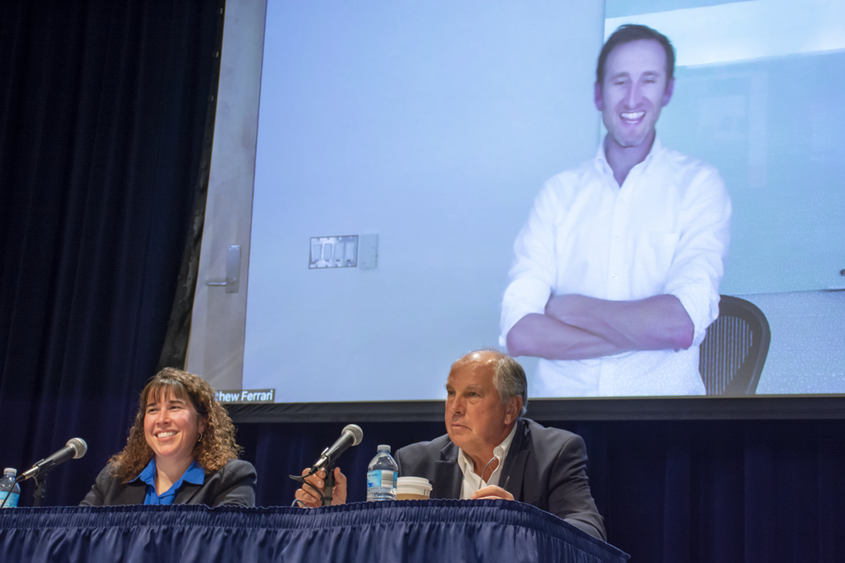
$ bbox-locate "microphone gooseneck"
[16,437,88,483]
[311,424,363,473]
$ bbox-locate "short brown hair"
[109,367,242,483]
[597,24,675,85]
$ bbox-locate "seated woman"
[81,368,256,507]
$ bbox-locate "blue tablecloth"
[0,499,628,562]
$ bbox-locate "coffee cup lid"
[397,476,430,486]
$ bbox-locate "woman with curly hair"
[80,368,256,506]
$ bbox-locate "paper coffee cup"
[396,476,432,500]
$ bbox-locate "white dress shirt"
[500,137,731,397]
[457,424,517,499]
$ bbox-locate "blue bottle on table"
[0,468,20,508]
[366,445,398,502]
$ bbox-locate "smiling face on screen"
[595,38,674,154]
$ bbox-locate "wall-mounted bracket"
[206,245,241,293]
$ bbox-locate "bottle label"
[367,470,397,489]
[0,491,19,508]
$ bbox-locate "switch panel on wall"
[309,235,358,269]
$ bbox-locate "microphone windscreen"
[67,438,88,459]
[343,424,363,446]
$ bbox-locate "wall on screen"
[244,1,605,402]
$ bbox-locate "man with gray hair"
[395,349,605,539]
[295,349,606,540]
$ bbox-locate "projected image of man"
[500,25,732,397]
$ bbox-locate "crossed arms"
[501,158,731,364]
[506,293,694,360]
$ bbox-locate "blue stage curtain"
[0,502,628,563]
[237,418,845,563]
[0,0,220,507]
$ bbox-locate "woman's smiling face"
[143,387,206,465]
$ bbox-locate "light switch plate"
[359,234,378,270]
[309,236,358,269]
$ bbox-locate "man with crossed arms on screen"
[295,350,606,540]
[501,24,731,397]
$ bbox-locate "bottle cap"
[3,468,16,476]
[377,444,391,452]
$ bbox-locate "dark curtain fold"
[0,0,221,506]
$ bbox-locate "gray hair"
[454,349,528,416]
[492,353,528,416]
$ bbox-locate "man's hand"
[294,467,348,507]
[471,485,514,501]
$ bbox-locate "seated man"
[295,350,606,541]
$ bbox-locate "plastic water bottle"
[366,445,398,502]
[0,468,20,508]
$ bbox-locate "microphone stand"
[16,464,56,507]
[33,474,49,507]
[19,467,53,508]
[289,462,336,507]
[322,463,335,507]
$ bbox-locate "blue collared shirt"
[132,458,206,505]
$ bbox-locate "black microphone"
[311,424,363,473]
[16,438,88,483]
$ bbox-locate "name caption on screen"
[214,389,275,404]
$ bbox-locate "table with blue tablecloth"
[0,499,629,562]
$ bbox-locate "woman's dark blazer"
[79,459,256,507]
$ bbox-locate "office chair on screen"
[698,295,771,395]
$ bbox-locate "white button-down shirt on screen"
[457,424,517,500]
[500,137,732,397]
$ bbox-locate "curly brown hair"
[109,367,243,483]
